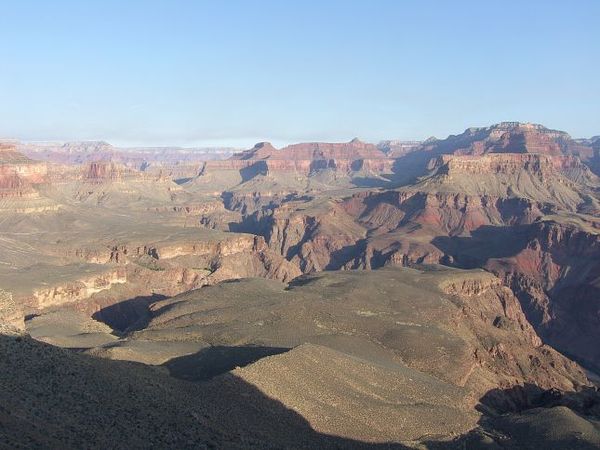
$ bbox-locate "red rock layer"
[0,144,50,200]
[430,153,591,177]
[202,139,394,179]
[422,122,595,159]
[232,139,387,161]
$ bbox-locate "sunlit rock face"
[0,290,24,334]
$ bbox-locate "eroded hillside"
[2,122,600,448]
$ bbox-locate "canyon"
[1,121,600,448]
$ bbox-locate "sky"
[0,0,598,148]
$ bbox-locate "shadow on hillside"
[161,345,600,447]
[0,334,403,448]
[351,175,396,188]
[388,150,436,186]
[163,345,290,382]
[324,239,368,270]
[92,293,167,334]
[432,224,532,268]
[350,152,434,190]
[2,333,600,449]
[239,160,268,182]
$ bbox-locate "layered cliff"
[420,122,592,157]
[201,149,600,272]
[481,218,600,372]
[231,138,387,161]
[0,143,60,213]
[191,138,396,193]
[40,160,190,208]
[5,225,300,315]
[384,122,600,183]
[342,152,599,236]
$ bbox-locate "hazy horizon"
[4,118,597,151]
[1,0,599,147]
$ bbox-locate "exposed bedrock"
[0,290,25,334]
[436,219,600,372]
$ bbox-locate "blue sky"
[0,0,598,147]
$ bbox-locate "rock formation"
[0,143,60,212]
[2,121,600,448]
[0,290,24,334]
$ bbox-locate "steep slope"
[435,215,600,372]
[196,131,600,377]
[391,153,599,233]
[337,154,600,372]
[1,333,384,449]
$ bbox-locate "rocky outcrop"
[481,219,600,372]
[19,231,301,315]
[0,168,36,198]
[82,160,177,183]
[0,290,24,334]
[49,160,188,207]
[242,200,367,272]
[381,122,599,182]
[85,161,124,181]
[437,271,542,347]
[0,143,48,181]
[19,268,128,310]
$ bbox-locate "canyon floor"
[1,123,600,448]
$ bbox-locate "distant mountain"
[376,139,422,157]
[417,122,596,167]
[18,141,236,172]
[231,138,386,160]
[191,138,396,195]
